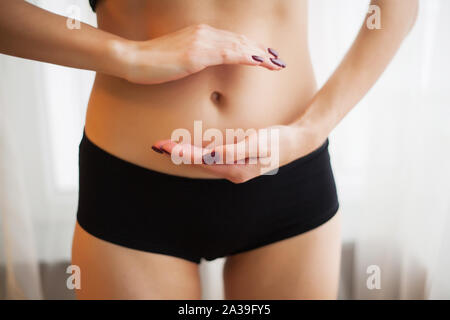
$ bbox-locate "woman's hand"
[117,24,287,84]
[152,123,326,184]
[0,1,286,84]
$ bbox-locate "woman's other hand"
[152,123,325,184]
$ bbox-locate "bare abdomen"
[85,0,315,178]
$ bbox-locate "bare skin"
[224,212,341,300]
[0,0,418,299]
[72,222,202,300]
[72,212,340,300]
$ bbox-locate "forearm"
[0,0,130,77]
[295,0,419,138]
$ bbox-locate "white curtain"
[311,0,450,299]
[0,0,449,300]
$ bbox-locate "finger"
[160,141,208,165]
[224,43,283,71]
[212,135,271,164]
[152,139,173,154]
[211,30,285,71]
[232,33,287,70]
[243,40,286,70]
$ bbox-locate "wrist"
[105,38,139,80]
[291,105,333,143]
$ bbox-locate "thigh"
[223,211,341,300]
[71,222,201,300]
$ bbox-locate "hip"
[76,131,339,263]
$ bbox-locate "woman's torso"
[85,0,316,178]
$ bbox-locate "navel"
[210,91,223,105]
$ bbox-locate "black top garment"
[89,0,97,12]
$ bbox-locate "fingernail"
[252,55,264,63]
[158,143,172,155]
[268,48,279,58]
[270,58,286,68]
[202,151,216,165]
[152,146,163,154]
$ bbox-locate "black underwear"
[76,132,339,264]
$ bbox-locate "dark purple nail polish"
[152,146,163,154]
[162,149,171,155]
[202,151,216,165]
[268,48,279,58]
[270,58,286,68]
[252,55,264,63]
